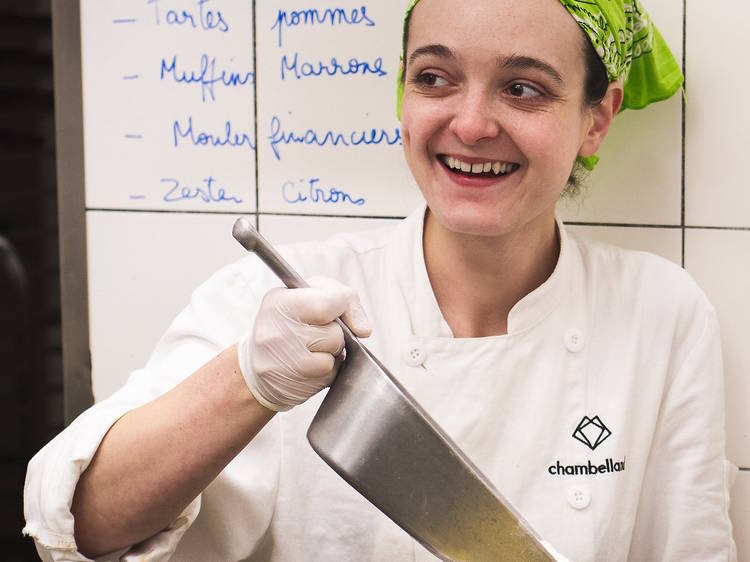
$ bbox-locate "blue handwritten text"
[282,177,365,206]
[160,54,254,102]
[162,176,242,204]
[281,52,386,81]
[148,0,229,32]
[272,6,375,48]
[173,116,255,150]
[268,116,400,160]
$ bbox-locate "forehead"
[407,0,586,77]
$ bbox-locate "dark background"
[1,0,65,559]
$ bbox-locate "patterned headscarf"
[396,0,684,170]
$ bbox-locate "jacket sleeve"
[23,256,280,561]
[22,374,203,562]
[628,307,737,561]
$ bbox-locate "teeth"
[442,155,515,176]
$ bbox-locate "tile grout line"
[86,208,245,216]
[252,0,260,231]
[250,212,405,220]
[681,0,687,268]
[82,208,750,229]
[84,208,408,220]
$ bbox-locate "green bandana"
[396,0,684,171]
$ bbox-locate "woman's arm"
[628,309,736,561]
[71,344,274,558]
[70,277,371,558]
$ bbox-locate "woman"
[24,0,736,560]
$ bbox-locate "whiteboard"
[86,212,246,398]
[254,2,417,215]
[80,0,419,216]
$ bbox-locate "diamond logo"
[573,415,611,450]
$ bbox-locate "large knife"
[232,217,561,562]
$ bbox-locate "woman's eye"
[416,72,449,87]
[507,83,542,99]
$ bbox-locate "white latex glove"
[238,276,372,412]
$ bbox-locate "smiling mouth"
[440,155,520,178]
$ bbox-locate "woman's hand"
[238,277,372,412]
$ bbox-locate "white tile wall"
[683,1,749,557]
[685,229,750,467]
[558,94,682,226]
[686,0,750,228]
[87,211,247,400]
[566,225,682,265]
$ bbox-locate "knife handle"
[232,216,357,343]
[232,217,310,290]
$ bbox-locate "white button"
[566,485,591,510]
[403,344,426,367]
[564,329,585,352]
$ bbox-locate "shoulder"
[572,231,709,306]
[568,231,715,346]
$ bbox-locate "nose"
[449,90,501,145]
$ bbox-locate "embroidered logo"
[572,415,611,451]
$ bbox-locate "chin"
[430,206,516,238]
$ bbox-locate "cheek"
[401,99,448,149]
[400,115,415,167]
[400,122,411,152]
[510,112,583,167]
[400,110,425,182]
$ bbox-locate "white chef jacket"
[24,205,737,562]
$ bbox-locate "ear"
[579,81,624,158]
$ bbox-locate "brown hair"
[566,34,609,196]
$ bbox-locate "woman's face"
[401,0,600,239]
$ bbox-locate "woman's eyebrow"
[406,46,564,87]
[407,44,456,67]
[497,54,564,86]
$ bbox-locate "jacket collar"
[391,203,575,338]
